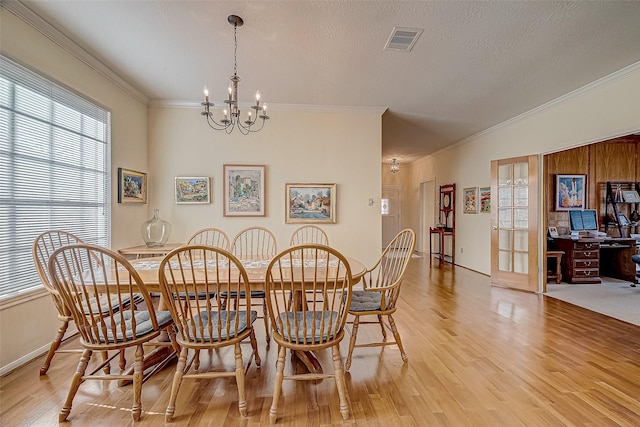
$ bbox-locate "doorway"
[382,185,401,248]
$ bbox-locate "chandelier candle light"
[390,158,400,173]
[201,15,269,134]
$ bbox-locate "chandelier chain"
[200,14,269,135]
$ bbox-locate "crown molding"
[3,0,149,105]
[149,99,387,115]
[431,60,640,159]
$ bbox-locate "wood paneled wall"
[545,135,640,235]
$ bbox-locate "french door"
[490,155,539,292]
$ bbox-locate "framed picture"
[224,164,266,216]
[555,174,586,210]
[548,226,559,238]
[622,190,640,203]
[463,187,477,214]
[117,167,147,204]
[285,183,336,224]
[175,176,210,204]
[618,213,630,226]
[479,186,491,213]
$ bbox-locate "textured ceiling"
[7,1,640,163]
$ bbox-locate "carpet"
[545,277,640,326]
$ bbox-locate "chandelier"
[390,158,400,173]
[201,15,269,135]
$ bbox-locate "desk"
[118,243,182,259]
[551,237,636,283]
[599,239,636,282]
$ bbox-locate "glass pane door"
[497,162,529,274]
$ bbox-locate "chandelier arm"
[204,113,233,131]
[235,121,249,135]
[225,122,236,134]
[245,117,267,133]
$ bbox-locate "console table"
[118,243,182,259]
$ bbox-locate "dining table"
[110,255,366,376]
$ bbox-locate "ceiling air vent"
[384,27,423,51]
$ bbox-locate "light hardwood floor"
[2,257,640,426]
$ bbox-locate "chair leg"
[270,346,287,424]
[262,298,270,346]
[165,347,189,423]
[234,343,248,417]
[59,349,92,422]
[331,345,350,420]
[167,325,180,354]
[345,315,360,372]
[388,314,407,363]
[193,350,201,371]
[131,344,144,421]
[378,314,387,341]
[248,329,262,367]
[40,319,69,375]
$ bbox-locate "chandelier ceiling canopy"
[201,15,269,135]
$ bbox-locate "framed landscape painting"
[118,167,147,204]
[175,176,210,204]
[286,183,336,224]
[224,164,266,216]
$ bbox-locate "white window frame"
[0,55,111,307]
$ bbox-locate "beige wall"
[0,7,383,372]
[401,65,640,275]
[0,8,148,371]
[147,106,383,265]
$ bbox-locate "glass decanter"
[141,208,171,248]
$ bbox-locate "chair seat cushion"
[276,311,341,344]
[176,292,217,300]
[98,310,173,343]
[219,290,265,298]
[86,293,143,316]
[185,310,258,341]
[349,290,383,312]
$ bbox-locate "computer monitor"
[569,209,598,231]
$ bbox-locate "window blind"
[0,55,111,300]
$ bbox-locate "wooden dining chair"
[227,226,277,344]
[186,227,230,250]
[32,230,141,376]
[231,226,277,259]
[265,244,355,424]
[182,227,232,367]
[288,225,330,307]
[48,243,175,422]
[184,228,230,296]
[289,225,329,247]
[344,228,416,372]
[158,245,261,422]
